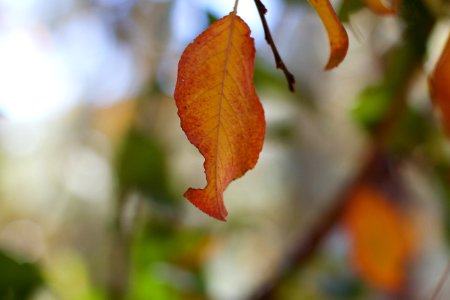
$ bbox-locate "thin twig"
[254,0,295,92]
[428,260,450,300]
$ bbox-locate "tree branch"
[247,1,435,298]
[254,0,296,92]
[248,26,427,300]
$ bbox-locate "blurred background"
[0,0,449,299]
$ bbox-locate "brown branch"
[254,0,296,92]
[247,46,421,300]
[248,148,381,300]
[246,1,435,298]
[107,190,132,300]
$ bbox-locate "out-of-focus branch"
[254,0,296,92]
[250,152,379,299]
[107,191,132,300]
[248,68,416,300]
[248,1,435,297]
[428,261,450,300]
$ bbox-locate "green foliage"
[128,223,208,300]
[116,129,175,205]
[338,0,364,23]
[0,251,43,299]
[433,165,450,241]
[387,108,431,154]
[400,0,435,59]
[352,84,392,131]
[276,254,369,300]
[352,84,432,153]
[320,275,366,300]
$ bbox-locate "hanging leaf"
[343,185,414,292]
[430,34,450,135]
[308,0,349,69]
[174,12,265,221]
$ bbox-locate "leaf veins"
[174,12,265,221]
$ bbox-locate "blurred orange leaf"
[364,0,398,15]
[93,100,137,143]
[430,34,450,135]
[174,12,265,221]
[343,185,414,292]
[308,0,349,69]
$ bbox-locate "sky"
[0,0,282,123]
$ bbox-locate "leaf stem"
[254,0,296,92]
[234,0,239,13]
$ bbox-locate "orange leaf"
[174,12,265,221]
[430,34,450,135]
[308,0,349,70]
[364,0,398,15]
[343,185,413,292]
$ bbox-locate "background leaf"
[0,251,43,299]
[343,185,414,293]
[430,34,450,135]
[307,0,349,69]
[116,129,175,205]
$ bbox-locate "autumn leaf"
[343,185,414,292]
[174,12,265,221]
[308,0,349,69]
[364,0,398,15]
[430,34,450,135]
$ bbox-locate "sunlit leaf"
[308,0,349,69]
[343,185,414,292]
[174,12,265,221]
[430,34,450,136]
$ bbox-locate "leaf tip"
[324,33,349,70]
[184,188,228,221]
[308,0,350,70]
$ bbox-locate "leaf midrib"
[214,12,237,203]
